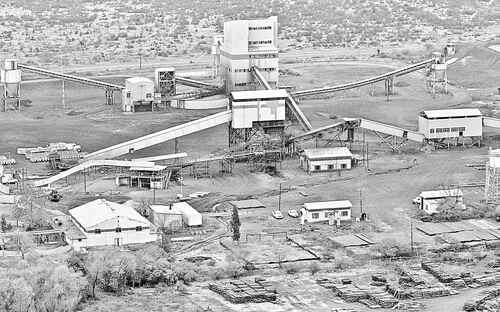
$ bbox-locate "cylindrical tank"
[1,68,21,97]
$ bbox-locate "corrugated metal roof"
[69,199,151,231]
[303,200,352,211]
[419,189,463,199]
[129,165,166,171]
[150,202,202,226]
[302,147,353,160]
[125,77,154,84]
[422,108,482,119]
[231,89,288,100]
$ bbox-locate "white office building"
[301,200,353,224]
[67,199,157,249]
[417,108,483,139]
[300,147,354,173]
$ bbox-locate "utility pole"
[359,188,363,217]
[61,55,65,110]
[410,217,414,254]
[278,183,282,211]
[83,167,87,193]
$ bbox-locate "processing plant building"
[417,108,483,139]
[219,16,279,92]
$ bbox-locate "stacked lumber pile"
[386,283,452,299]
[208,279,277,304]
[0,156,15,165]
[421,261,461,283]
[463,288,500,311]
[316,278,398,307]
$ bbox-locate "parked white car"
[272,210,284,219]
[287,209,299,218]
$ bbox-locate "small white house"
[300,147,353,173]
[150,202,203,229]
[418,189,464,214]
[67,199,157,250]
[300,200,352,224]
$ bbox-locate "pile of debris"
[208,278,277,304]
[316,278,398,308]
[463,288,500,311]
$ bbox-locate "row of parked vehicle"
[272,208,299,219]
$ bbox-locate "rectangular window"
[312,212,319,219]
[341,210,349,217]
[430,129,434,134]
[341,164,347,169]
[146,93,152,98]
[126,92,131,98]
[328,165,334,170]
[314,165,321,171]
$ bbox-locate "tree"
[0,214,11,232]
[230,206,241,242]
[84,252,110,299]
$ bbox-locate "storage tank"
[1,59,21,98]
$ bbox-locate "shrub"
[283,263,299,274]
[309,262,320,275]
[370,239,412,258]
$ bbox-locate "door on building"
[459,131,463,137]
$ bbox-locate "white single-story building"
[418,189,464,214]
[417,109,483,139]
[300,147,353,173]
[150,202,203,230]
[67,199,157,250]
[300,200,352,224]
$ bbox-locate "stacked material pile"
[316,278,398,307]
[463,288,500,311]
[208,279,277,304]
[386,283,453,299]
[421,261,462,283]
[18,142,82,163]
[0,156,15,165]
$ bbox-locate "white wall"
[301,208,351,223]
[67,222,158,250]
[232,99,286,128]
[301,157,352,173]
[418,116,483,139]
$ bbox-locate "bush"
[173,263,199,284]
[283,263,299,274]
[309,262,320,275]
[370,239,412,258]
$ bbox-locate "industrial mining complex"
[1,15,500,312]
